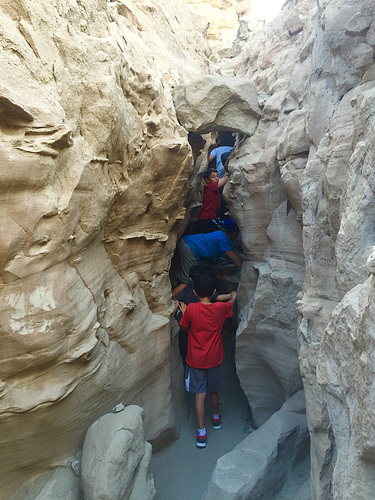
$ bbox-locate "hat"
[223,218,238,233]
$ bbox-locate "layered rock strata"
[218,0,375,497]
[2,0,375,498]
[0,0,212,496]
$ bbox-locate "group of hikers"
[171,132,243,448]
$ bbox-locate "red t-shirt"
[198,181,220,220]
[179,301,233,368]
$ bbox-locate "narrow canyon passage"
[151,319,311,500]
[1,0,375,497]
[151,321,252,500]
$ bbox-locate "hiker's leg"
[195,392,207,429]
[210,391,219,415]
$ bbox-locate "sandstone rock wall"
[2,0,375,498]
[182,0,250,40]
[226,0,375,497]
[0,0,212,496]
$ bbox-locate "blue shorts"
[184,364,221,394]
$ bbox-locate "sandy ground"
[151,343,252,500]
[151,325,311,500]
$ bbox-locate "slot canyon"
[0,0,374,499]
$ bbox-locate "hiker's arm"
[229,291,237,305]
[178,302,188,331]
[218,172,229,188]
[172,282,188,300]
[224,250,243,268]
[216,293,231,302]
[173,300,179,315]
[178,301,187,316]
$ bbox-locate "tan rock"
[182,0,239,40]
[317,273,375,499]
[0,0,210,496]
[204,391,309,499]
[172,76,261,135]
[227,0,375,496]
[81,405,155,500]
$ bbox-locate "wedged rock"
[172,76,261,135]
[81,405,155,500]
[203,391,309,500]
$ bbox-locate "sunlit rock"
[0,0,210,496]
[172,76,261,135]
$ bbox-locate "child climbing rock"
[208,133,234,179]
[195,168,230,234]
[179,274,237,448]
[174,264,232,367]
[171,219,242,299]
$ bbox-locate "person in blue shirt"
[209,146,232,178]
[171,219,242,299]
[208,132,235,178]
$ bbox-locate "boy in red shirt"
[195,168,229,234]
[179,274,237,448]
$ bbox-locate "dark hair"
[203,168,217,181]
[223,218,239,234]
[219,132,235,147]
[189,265,204,281]
[194,275,215,298]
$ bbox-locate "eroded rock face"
[317,271,375,500]
[0,0,212,496]
[225,0,375,497]
[203,391,309,500]
[2,0,375,498]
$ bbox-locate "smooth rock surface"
[172,76,261,135]
[81,405,155,500]
[0,0,211,496]
[203,391,309,500]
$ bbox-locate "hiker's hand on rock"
[178,301,187,314]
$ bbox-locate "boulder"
[81,405,155,500]
[172,76,261,135]
[203,391,309,500]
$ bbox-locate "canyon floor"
[151,326,310,500]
